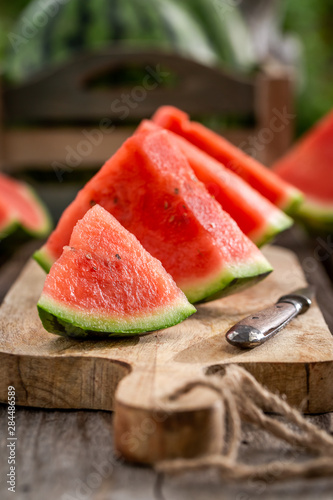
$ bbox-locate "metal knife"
[225,286,315,349]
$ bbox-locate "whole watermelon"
[4,0,257,84]
[181,0,256,72]
[5,0,219,83]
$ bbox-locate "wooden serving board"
[1,246,333,464]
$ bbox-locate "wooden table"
[1,227,333,500]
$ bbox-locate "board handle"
[114,365,225,464]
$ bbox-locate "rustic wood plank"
[3,49,255,123]
[0,403,158,500]
[161,468,333,500]
[3,128,257,172]
[256,71,295,166]
[0,240,41,304]
[3,127,135,170]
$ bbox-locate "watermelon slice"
[136,120,293,246]
[0,173,51,240]
[0,198,17,240]
[38,205,196,338]
[273,110,333,233]
[34,129,272,303]
[152,106,303,214]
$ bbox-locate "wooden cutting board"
[1,245,333,464]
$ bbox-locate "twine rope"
[156,365,333,481]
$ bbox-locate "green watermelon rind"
[37,294,196,339]
[0,184,52,241]
[0,218,19,241]
[282,189,304,217]
[293,199,333,234]
[0,183,52,242]
[182,256,273,304]
[252,210,294,248]
[33,245,54,273]
[19,186,53,239]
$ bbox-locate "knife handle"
[226,301,299,348]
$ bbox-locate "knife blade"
[225,286,315,349]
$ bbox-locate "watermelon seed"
[86,253,92,260]
[174,188,179,194]
[169,215,175,223]
[90,200,96,207]
[115,254,121,260]
[92,266,97,271]
[164,201,169,209]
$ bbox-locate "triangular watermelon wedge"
[0,173,51,240]
[136,119,293,246]
[152,105,303,213]
[34,129,273,303]
[273,110,333,234]
[0,198,18,240]
[38,205,196,338]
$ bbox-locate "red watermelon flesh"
[273,110,333,232]
[38,205,196,338]
[34,129,272,303]
[136,119,293,246]
[0,173,51,238]
[152,105,303,213]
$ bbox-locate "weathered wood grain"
[1,403,333,500]
[1,246,333,464]
[2,127,257,172]
[3,49,255,123]
[0,240,41,303]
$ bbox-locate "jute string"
[155,365,333,480]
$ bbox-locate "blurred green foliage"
[0,0,332,135]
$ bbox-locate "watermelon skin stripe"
[109,0,125,43]
[132,0,157,35]
[86,0,110,46]
[158,3,178,48]
[40,1,62,63]
[74,0,92,50]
